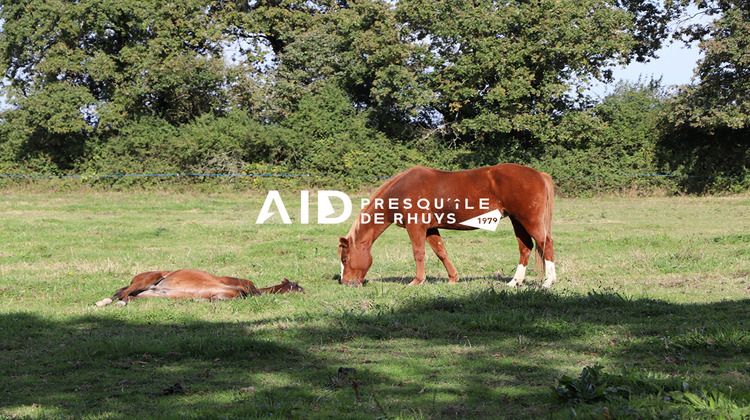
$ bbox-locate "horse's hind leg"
[523,221,556,289]
[507,217,533,287]
[109,271,169,304]
[537,233,556,289]
[426,228,459,283]
[95,285,128,306]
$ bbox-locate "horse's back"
[389,164,550,199]
[383,164,552,227]
[488,164,552,196]
[486,164,553,219]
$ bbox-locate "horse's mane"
[345,168,416,245]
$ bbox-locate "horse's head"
[338,236,371,286]
[279,278,305,293]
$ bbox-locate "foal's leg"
[426,228,459,283]
[406,224,428,286]
[507,217,533,287]
[96,271,170,306]
[207,288,244,301]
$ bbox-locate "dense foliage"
[0,0,747,193]
[659,0,750,193]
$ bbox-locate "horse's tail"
[534,172,555,276]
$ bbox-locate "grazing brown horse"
[338,164,556,288]
[95,269,304,306]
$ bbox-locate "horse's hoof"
[541,281,553,289]
[115,301,127,307]
[95,298,112,307]
[407,279,425,286]
[506,280,520,288]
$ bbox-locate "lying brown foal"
[95,269,304,306]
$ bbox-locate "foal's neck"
[258,284,283,293]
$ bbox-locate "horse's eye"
[342,257,350,263]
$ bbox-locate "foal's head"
[277,278,305,293]
[338,236,372,287]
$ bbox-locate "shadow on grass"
[1,289,748,418]
[290,287,750,416]
[0,312,324,418]
[374,275,507,285]
[312,286,750,352]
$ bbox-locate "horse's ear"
[339,237,349,248]
[282,278,289,283]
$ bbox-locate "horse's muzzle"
[340,278,364,287]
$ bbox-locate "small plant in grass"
[671,390,750,418]
[553,365,750,418]
[677,327,750,354]
[553,365,642,404]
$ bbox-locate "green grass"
[1,192,749,418]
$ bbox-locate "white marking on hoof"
[115,301,127,307]
[507,264,526,287]
[542,260,556,288]
[95,298,112,307]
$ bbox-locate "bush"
[70,89,444,190]
[535,81,680,196]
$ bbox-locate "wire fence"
[553,173,745,181]
[0,172,743,181]
[0,173,319,179]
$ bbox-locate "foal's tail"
[534,172,555,276]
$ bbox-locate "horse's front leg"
[426,228,458,283]
[406,225,427,285]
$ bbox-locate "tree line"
[0,0,747,194]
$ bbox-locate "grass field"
[1,190,749,418]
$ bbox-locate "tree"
[0,0,237,169]
[0,0,230,130]
[229,0,679,148]
[0,0,694,179]
[391,0,676,146]
[227,0,422,137]
[657,0,750,192]
[674,0,750,129]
